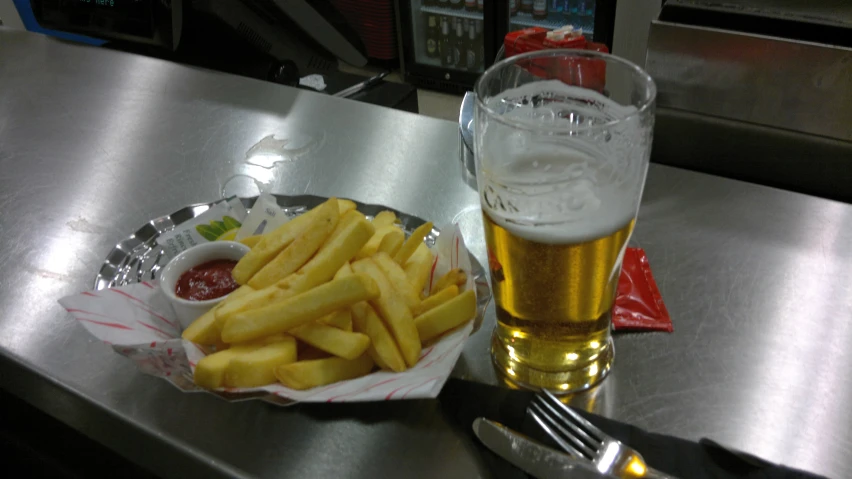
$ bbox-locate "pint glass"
[474,50,656,392]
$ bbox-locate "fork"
[528,390,678,479]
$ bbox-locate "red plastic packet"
[504,27,550,57]
[542,34,587,50]
[613,248,673,332]
[504,27,609,93]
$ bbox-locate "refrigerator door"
[508,0,596,37]
[397,0,614,93]
[409,0,488,73]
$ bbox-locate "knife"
[473,418,617,479]
[333,71,389,98]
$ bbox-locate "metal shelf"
[421,5,483,20]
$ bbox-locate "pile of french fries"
[181,198,475,391]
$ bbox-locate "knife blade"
[473,418,617,479]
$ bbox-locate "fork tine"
[527,407,588,459]
[542,390,606,442]
[532,396,600,452]
[529,399,597,459]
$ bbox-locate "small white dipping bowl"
[159,241,250,330]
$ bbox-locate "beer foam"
[482,79,639,129]
[482,150,640,244]
[478,80,646,245]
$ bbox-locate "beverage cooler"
[395,0,618,93]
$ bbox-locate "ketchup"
[175,259,239,301]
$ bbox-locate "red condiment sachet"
[613,248,673,332]
[504,26,610,93]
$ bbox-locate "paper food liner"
[59,224,477,403]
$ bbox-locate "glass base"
[491,329,614,394]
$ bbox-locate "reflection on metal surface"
[739,199,851,466]
[244,132,326,168]
[220,174,264,198]
[458,91,476,189]
[565,372,615,417]
[222,131,329,199]
[451,205,487,269]
[646,21,852,141]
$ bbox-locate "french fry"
[337,199,357,215]
[393,221,433,265]
[248,200,339,288]
[352,258,421,367]
[298,343,332,361]
[291,323,370,360]
[376,228,405,257]
[270,210,373,291]
[404,243,433,294]
[414,289,476,342]
[370,352,391,371]
[231,198,338,284]
[193,343,262,389]
[221,273,380,343]
[326,209,365,245]
[351,302,406,372]
[215,283,285,327]
[260,333,291,344]
[230,332,291,348]
[371,210,398,229]
[182,285,255,345]
[275,354,374,390]
[223,337,297,388]
[373,252,420,310]
[239,235,263,248]
[216,213,375,323]
[356,225,400,260]
[334,262,353,280]
[433,268,467,293]
[412,285,459,317]
[319,309,353,331]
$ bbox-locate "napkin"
[439,379,826,479]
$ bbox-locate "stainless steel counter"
[1,29,851,478]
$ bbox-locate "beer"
[510,0,519,15]
[481,146,638,391]
[474,49,656,394]
[465,19,479,71]
[449,0,463,10]
[486,212,633,391]
[578,0,595,31]
[440,17,454,67]
[476,20,484,67]
[426,15,439,59]
[533,0,548,19]
[454,18,466,69]
[521,0,534,13]
[564,0,579,25]
[465,0,477,12]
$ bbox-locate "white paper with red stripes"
[58,223,478,403]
